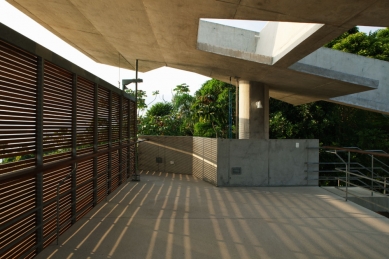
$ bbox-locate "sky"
[0,0,384,108]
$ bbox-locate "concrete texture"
[35,172,389,259]
[6,0,389,109]
[217,139,319,187]
[238,81,269,139]
[323,187,389,212]
[139,136,218,186]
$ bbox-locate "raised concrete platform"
[36,172,389,259]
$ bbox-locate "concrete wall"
[138,136,193,174]
[256,22,323,64]
[217,139,319,187]
[290,47,389,114]
[139,136,319,187]
[348,197,389,212]
[138,136,218,186]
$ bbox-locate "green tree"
[172,83,195,135]
[325,27,389,61]
[270,27,389,150]
[192,79,235,138]
[146,102,173,117]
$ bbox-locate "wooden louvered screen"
[111,93,120,147]
[76,159,94,220]
[0,40,37,175]
[43,62,73,164]
[0,31,136,259]
[42,166,72,247]
[130,100,136,140]
[76,77,94,156]
[96,153,109,203]
[0,176,37,259]
[97,86,109,150]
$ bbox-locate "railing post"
[71,74,77,224]
[371,155,374,196]
[384,177,387,195]
[93,84,98,206]
[36,57,44,253]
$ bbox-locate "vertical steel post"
[93,84,98,206]
[384,177,387,195]
[71,74,77,224]
[371,155,374,196]
[36,57,44,252]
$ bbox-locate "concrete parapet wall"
[139,136,318,187]
[138,136,218,186]
[217,139,319,187]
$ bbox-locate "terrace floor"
[37,172,389,259]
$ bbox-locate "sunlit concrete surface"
[37,172,389,259]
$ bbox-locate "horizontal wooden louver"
[111,151,120,192]
[0,40,37,175]
[0,176,36,258]
[122,99,129,144]
[77,77,94,155]
[130,100,136,141]
[43,62,72,163]
[0,32,136,258]
[112,93,120,147]
[97,154,109,203]
[76,159,93,220]
[97,87,109,150]
[121,146,129,180]
[42,166,72,248]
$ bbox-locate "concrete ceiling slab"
[6,0,389,108]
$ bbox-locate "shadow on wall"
[138,136,319,187]
[138,136,217,186]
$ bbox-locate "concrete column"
[239,81,269,139]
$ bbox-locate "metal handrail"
[335,168,389,211]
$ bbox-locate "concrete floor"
[37,172,389,259]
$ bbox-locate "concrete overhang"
[197,20,324,66]
[5,0,389,111]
